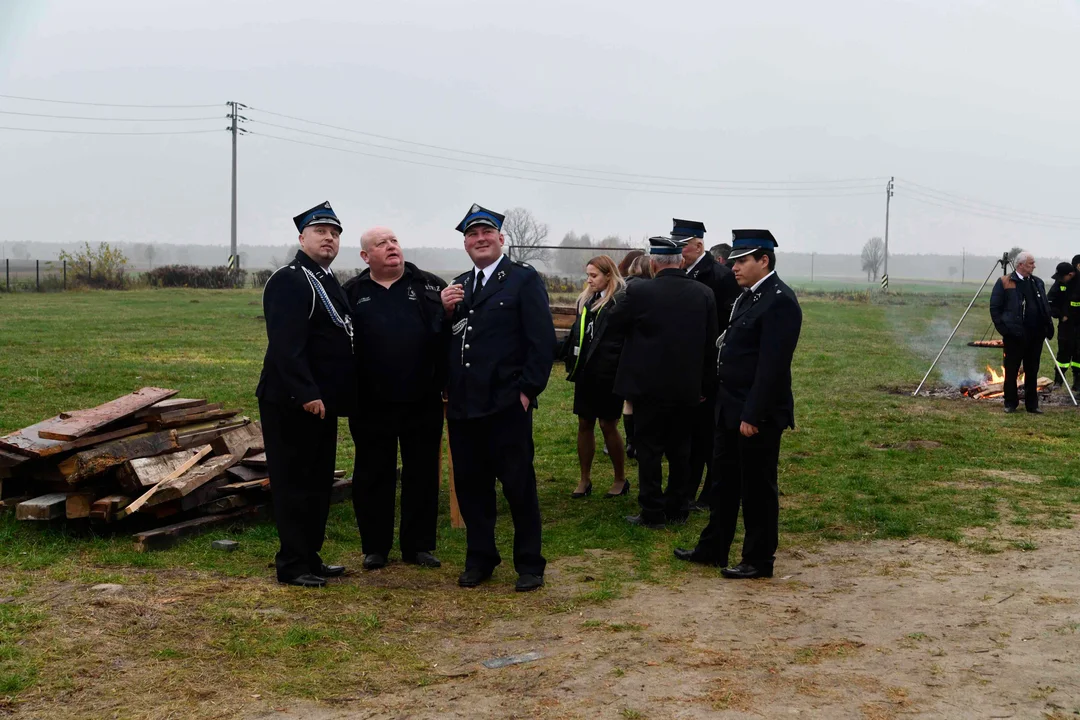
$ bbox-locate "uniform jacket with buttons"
[445,256,556,420]
[609,268,719,406]
[1047,274,1080,323]
[990,272,1054,341]
[715,273,802,431]
[686,251,741,331]
[256,250,357,417]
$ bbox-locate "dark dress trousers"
[610,268,719,523]
[445,256,555,576]
[256,250,356,581]
[685,251,742,504]
[695,273,802,570]
[990,272,1054,410]
[1047,275,1080,383]
[343,262,447,559]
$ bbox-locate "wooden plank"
[220,478,270,492]
[36,387,177,440]
[241,452,267,467]
[329,477,352,505]
[133,398,208,419]
[132,505,267,552]
[333,469,346,479]
[225,464,268,483]
[89,495,130,523]
[154,403,223,423]
[209,422,263,458]
[153,408,239,429]
[144,454,237,506]
[58,429,181,484]
[116,448,209,494]
[0,422,150,458]
[175,418,250,449]
[0,449,31,467]
[1,495,29,511]
[119,445,214,516]
[199,494,249,514]
[16,493,70,520]
[178,476,230,511]
[65,492,97,519]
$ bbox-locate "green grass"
[0,287,1078,716]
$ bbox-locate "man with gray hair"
[342,227,448,569]
[990,250,1054,413]
[609,236,719,528]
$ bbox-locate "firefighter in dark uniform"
[675,229,802,579]
[673,219,740,512]
[609,236,719,529]
[1048,261,1079,390]
[440,204,556,592]
[256,201,356,588]
[343,227,447,571]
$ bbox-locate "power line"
[896,177,1080,224]
[245,104,886,187]
[247,117,881,192]
[248,129,883,199]
[0,109,223,122]
[0,126,223,136]
[0,93,221,109]
[897,189,1080,230]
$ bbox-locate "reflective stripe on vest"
[1070,301,1080,307]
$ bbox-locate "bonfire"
[961,365,1053,400]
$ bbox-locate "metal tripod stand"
[913,253,1077,405]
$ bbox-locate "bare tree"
[861,236,885,282]
[144,243,157,271]
[501,207,550,266]
[1007,246,1023,264]
[948,266,958,281]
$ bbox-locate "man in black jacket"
[675,229,802,579]
[1047,260,1079,390]
[257,201,356,588]
[343,227,447,572]
[440,204,556,592]
[610,236,719,528]
[673,219,741,512]
[989,251,1054,413]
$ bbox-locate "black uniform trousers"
[348,396,443,558]
[1003,335,1043,411]
[1055,320,1078,383]
[633,400,693,524]
[689,393,715,503]
[696,424,783,568]
[260,399,339,581]
[447,404,545,576]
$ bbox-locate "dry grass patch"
[792,639,865,665]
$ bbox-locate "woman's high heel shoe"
[571,482,593,499]
[605,479,630,498]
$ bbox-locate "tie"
[474,269,485,293]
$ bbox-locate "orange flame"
[986,365,1005,383]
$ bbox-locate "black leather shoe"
[626,514,666,530]
[278,573,327,588]
[605,479,630,498]
[674,548,724,567]
[721,563,773,579]
[362,553,388,570]
[457,567,493,588]
[1027,408,1044,414]
[403,551,441,568]
[625,443,636,459]
[571,482,593,499]
[318,564,346,577]
[1003,406,1018,414]
[515,573,544,592]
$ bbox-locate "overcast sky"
[2,0,1079,261]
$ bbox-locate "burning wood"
[961,365,1053,400]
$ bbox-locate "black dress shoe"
[626,514,666,530]
[457,567,493,588]
[318,564,346,577]
[604,479,630,498]
[570,482,593,499]
[362,553,388,570]
[674,548,724,567]
[720,562,773,579]
[1027,408,1044,414]
[278,573,327,588]
[625,443,636,459]
[515,573,544,592]
[403,551,441,568]
[1003,406,1018,413]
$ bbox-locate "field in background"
[1,288,1078,718]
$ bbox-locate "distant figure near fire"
[989,251,1054,414]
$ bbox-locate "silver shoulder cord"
[716,290,746,370]
[300,266,354,351]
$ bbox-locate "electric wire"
[0,126,223,136]
[0,109,223,122]
[0,93,222,109]
[896,177,1080,223]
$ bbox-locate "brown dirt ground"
[249,519,1080,720]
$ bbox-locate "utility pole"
[961,247,965,284]
[810,252,815,283]
[883,176,894,287]
[227,101,247,272]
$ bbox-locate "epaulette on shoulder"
[511,260,537,273]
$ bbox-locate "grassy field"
[1,287,1078,718]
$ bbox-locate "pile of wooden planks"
[0,388,349,551]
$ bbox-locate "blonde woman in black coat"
[562,255,629,498]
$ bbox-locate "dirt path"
[253,520,1080,720]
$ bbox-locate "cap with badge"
[293,201,342,232]
[728,229,778,260]
[1052,262,1074,280]
[648,236,685,255]
[456,203,505,233]
[671,218,706,240]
